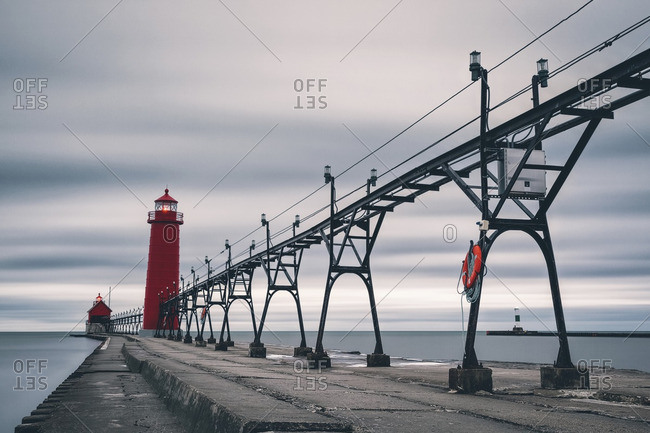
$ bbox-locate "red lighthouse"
[142,188,183,333]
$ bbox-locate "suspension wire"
[491,15,650,113]
[548,15,650,80]
[264,5,612,233]
[338,14,650,218]
[488,0,595,74]
[192,6,648,274]
[261,80,477,245]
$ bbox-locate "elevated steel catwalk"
[158,48,650,373]
[181,48,650,286]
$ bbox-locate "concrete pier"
[15,336,188,432]
[18,335,650,432]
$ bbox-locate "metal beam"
[442,163,485,214]
[536,118,603,217]
[560,107,614,119]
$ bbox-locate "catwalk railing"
[109,308,143,335]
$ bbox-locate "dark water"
[0,332,101,433]
[231,330,650,372]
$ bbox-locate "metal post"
[253,219,271,346]
[329,177,335,263]
[532,75,540,108]
[314,172,335,357]
[479,68,489,219]
[531,74,543,149]
[219,243,232,344]
[461,66,489,370]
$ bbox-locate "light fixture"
[225,239,230,249]
[294,214,300,228]
[469,51,482,81]
[324,165,332,184]
[191,266,195,274]
[251,239,256,250]
[370,168,377,187]
[537,58,549,88]
[261,213,267,226]
[205,255,209,264]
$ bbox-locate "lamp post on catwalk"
[141,188,184,336]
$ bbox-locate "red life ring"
[200,307,207,323]
[461,244,482,289]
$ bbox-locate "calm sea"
[229,330,650,372]
[0,332,101,433]
[2,331,647,431]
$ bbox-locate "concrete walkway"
[18,335,649,432]
[15,336,189,433]
[125,337,649,432]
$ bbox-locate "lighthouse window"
[155,201,176,212]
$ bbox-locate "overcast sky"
[1,1,649,336]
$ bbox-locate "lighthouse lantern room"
[142,188,183,335]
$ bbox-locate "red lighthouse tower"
[142,188,183,334]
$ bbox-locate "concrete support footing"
[226,340,235,347]
[293,346,313,357]
[214,342,228,351]
[307,352,331,369]
[174,334,182,341]
[540,366,589,389]
[248,342,267,358]
[367,353,390,367]
[183,335,192,344]
[448,367,493,393]
[206,337,216,344]
[195,339,206,347]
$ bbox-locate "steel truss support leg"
[526,220,572,368]
[461,232,494,370]
[167,304,177,340]
[309,209,389,368]
[196,282,217,345]
[175,309,184,341]
[251,247,311,358]
[456,218,581,391]
[184,306,194,344]
[194,288,210,347]
[451,116,605,391]
[217,266,257,351]
[206,309,216,344]
[215,304,232,350]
